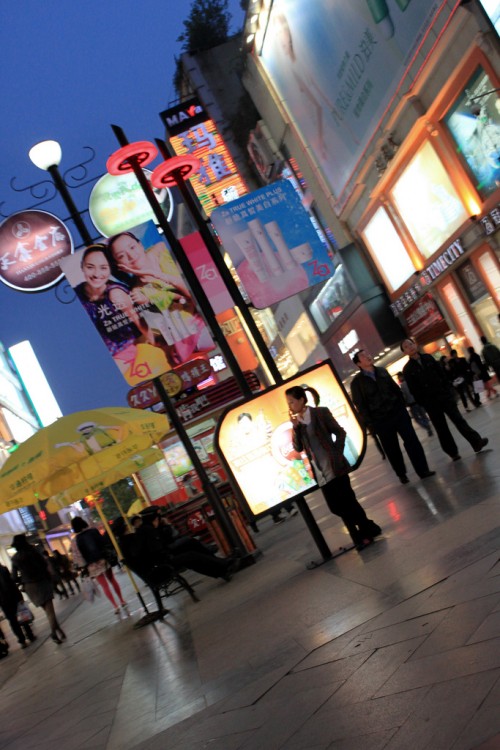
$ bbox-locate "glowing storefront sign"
[216,361,365,516]
[0,210,73,292]
[162,97,247,216]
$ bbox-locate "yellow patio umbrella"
[44,445,163,513]
[0,407,169,513]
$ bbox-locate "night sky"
[0,1,245,415]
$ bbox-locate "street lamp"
[28,139,93,246]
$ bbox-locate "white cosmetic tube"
[264,221,297,271]
[234,229,268,281]
[248,219,283,276]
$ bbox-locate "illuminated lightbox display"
[390,141,469,258]
[168,118,247,217]
[215,361,365,516]
[362,207,415,292]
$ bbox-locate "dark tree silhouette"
[177,0,231,53]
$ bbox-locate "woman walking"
[11,535,65,644]
[70,517,128,618]
[286,385,381,550]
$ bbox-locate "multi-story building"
[241,0,500,376]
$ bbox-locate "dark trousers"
[374,407,430,478]
[322,473,375,544]
[1,604,33,645]
[426,398,482,457]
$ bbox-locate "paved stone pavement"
[0,397,499,750]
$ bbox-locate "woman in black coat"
[11,534,66,644]
[0,563,36,648]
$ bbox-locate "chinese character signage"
[216,361,365,516]
[89,169,174,237]
[0,210,73,292]
[211,180,334,308]
[161,97,247,216]
[60,220,214,386]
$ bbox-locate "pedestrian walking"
[401,338,489,461]
[52,549,81,594]
[448,349,480,410]
[467,346,497,399]
[0,563,36,649]
[350,350,435,484]
[11,535,66,644]
[480,335,500,382]
[286,384,381,549]
[70,517,129,619]
[396,372,433,436]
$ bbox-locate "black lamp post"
[28,140,94,246]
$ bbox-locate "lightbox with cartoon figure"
[215,361,365,517]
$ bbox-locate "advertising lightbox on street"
[60,220,214,386]
[211,180,334,308]
[89,169,174,237]
[215,361,365,517]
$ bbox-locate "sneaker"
[420,471,436,479]
[288,507,299,518]
[452,454,461,461]
[474,438,489,453]
[272,514,286,524]
[399,475,410,484]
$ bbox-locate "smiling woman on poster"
[107,230,213,366]
[75,245,155,365]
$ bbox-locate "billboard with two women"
[60,221,214,386]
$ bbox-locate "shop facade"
[241,2,500,368]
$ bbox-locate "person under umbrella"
[0,562,36,649]
[11,534,66,644]
[70,517,129,619]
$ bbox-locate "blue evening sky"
[0,0,245,415]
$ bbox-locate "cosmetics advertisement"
[211,180,334,308]
[60,221,214,387]
[215,361,365,517]
[259,0,448,205]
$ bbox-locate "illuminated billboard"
[259,0,453,207]
[216,361,365,516]
[161,97,247,216]
[444,67,500,198]
[211,180,334,308]
[389,142,469,258]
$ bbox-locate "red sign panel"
[403,293,446,338]
[127,359,213,408]
[180,232,233,315]
[0,210,73,292]
[128,371,260,425]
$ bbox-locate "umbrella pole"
[93,500,154,621]
[131,473,151,508]
[108,486,132,531]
